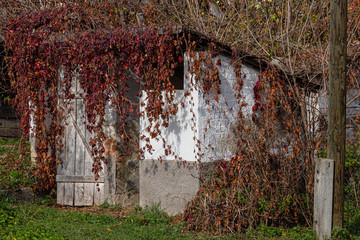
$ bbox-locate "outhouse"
[49,49,263,215]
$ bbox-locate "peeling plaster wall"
[140,90,199,162]
[139,52,260,215]
[140,53,260,163]
[197,54,260,162]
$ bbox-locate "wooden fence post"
[314,158,335,240]
[328,0,347,229]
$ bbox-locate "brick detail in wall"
[104,150,116,156]
[104,139,117,156]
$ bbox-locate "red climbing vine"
[5,4,180,191]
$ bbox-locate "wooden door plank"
[75,99,85,176]
[84,119,94,177]
[64,182,74,206]
[65,100,76,176]
[57,182,65,205]
[74,183,84,206]
[74,183,94,206]
[83,183,94,206]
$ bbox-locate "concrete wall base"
[140,159,200,216]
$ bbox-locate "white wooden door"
[56,77,105,206]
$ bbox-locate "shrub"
[184,69,319,233]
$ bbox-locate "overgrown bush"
[344,138,360,221]
[0,138,33,190]
[183,69,322,233]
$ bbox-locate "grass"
[0,198,320,240]
[0,193,321,240]
[0,199,210,240]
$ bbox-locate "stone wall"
[114,118,139,207]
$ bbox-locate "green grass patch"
[243,225,317,240]
[0,199,209,240]
[4,197,360,239]
[0,198,321,240]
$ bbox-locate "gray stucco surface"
[197,54,260,162]
[140,159,200,215]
